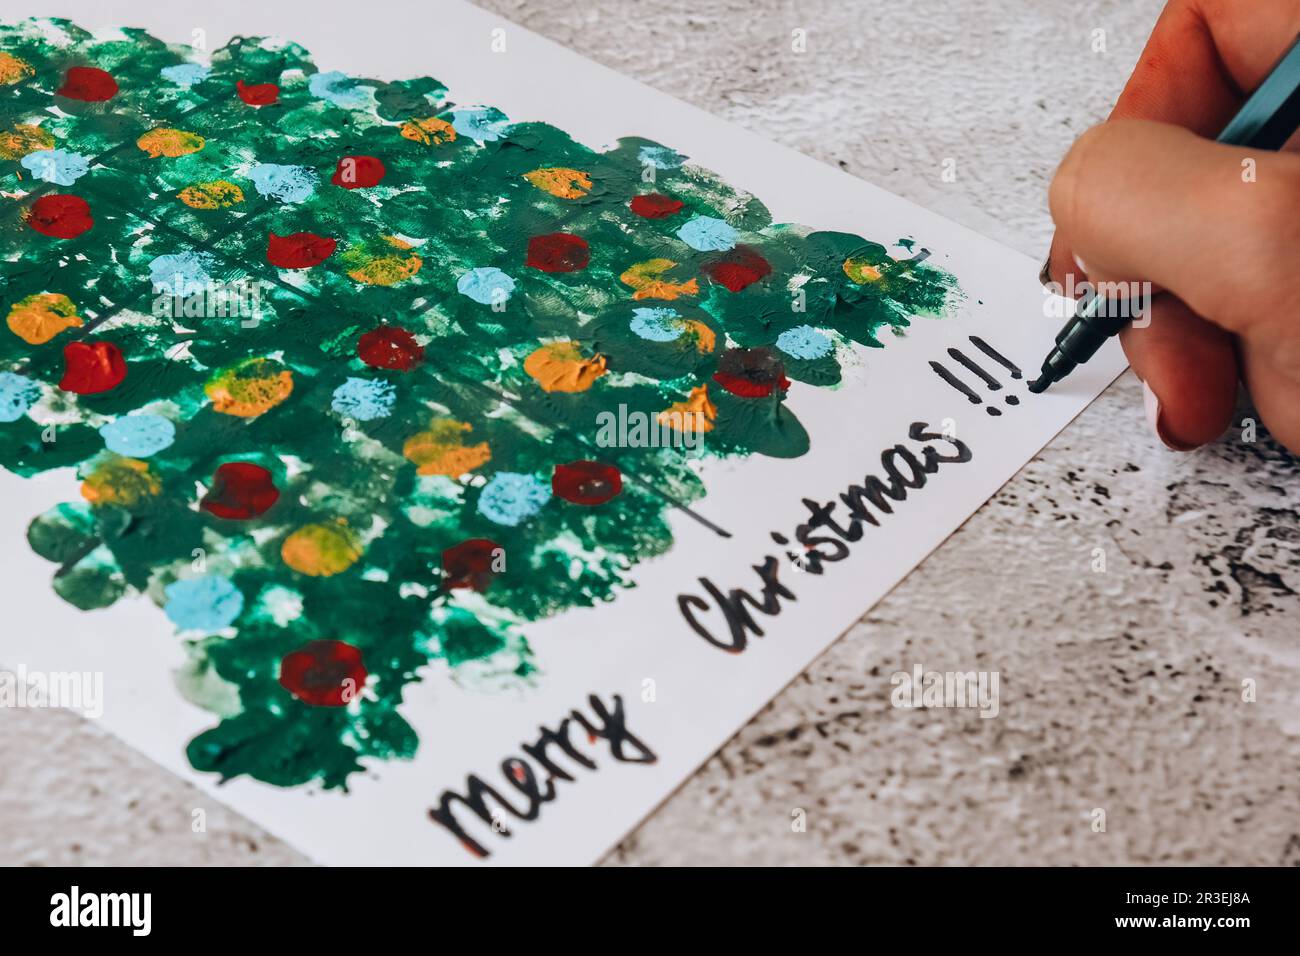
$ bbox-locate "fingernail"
[1142,380,1200,452]
[1038,256,1052,287]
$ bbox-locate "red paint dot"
[357,325,424,371]
[526,233,590,273]
[278,640,367,708]
[266,230,336,269]
[236,79,279,106]
[56,66,118,102]
[702,246,772,293]
[59,341,125,395]
[331,155,386,189]
[552,460,622,505]
[27,194,93,239]
[441,538,503,591]
[712,347,790,399]
[630,193,684,219]
[201,463,280,520]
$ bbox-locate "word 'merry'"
[428,692,656,857]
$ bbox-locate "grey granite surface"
[3,0,1298,866]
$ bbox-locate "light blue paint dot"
[677,216,738,252]
[0,372,41,423]
[309,70,372,109]
[450,107,510,144]
[776,325,833,360]
[99,415,176,457]
[331,377,396,422]
[161,63,210,87]
[149,251,213,296]
[639,145,685,169]
[457,267,516,305]
[20,149,91,186]
[629,307,683,342]
[163,576,244,632]
[249,163,316,203]
[477,473,551,527]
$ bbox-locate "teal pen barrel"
[1217,34,1300,149]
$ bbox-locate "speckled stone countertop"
[3,0,1297,866]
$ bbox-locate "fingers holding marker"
[1038,2,1300,453]
[1040,0,1300,286]
[1047,120,1259,450]
[1048,119,1300,335]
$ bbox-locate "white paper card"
[0,0,1125,865]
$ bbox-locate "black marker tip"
[1028,347,1075,393]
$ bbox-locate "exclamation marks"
[929,335,1024,416]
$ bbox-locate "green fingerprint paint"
[0,19,963,790]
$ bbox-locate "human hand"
[1044,1,1300,453]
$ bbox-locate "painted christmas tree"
[0,20,960,789]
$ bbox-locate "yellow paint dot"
[81,458,161,508]
[0,123,54,160]
[523,167,592,200]
[524,341,607,393]
[0,53,34,86]
[137,128,206,158]
[6,292,82,345]
[205,358,294,418]
[680,319,717,354]
[281,522,362,577]
[658,385,717,435]
[402,420,492,477]
[400,117,456,145]
[178,180,244,210]
[620,259,699,301]
[843,257,884,284]
[348,253,422,286]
